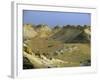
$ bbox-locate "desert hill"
[23,24,91,69]
[51,26,90,43]
[23,24,37,40]
[35,24,52,38]
[23,24,90,42]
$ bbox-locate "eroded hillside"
[23,24,91,69]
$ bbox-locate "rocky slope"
[35,24,52,38]
[23,24,37,40]
[23,24,90,42]
[23,24,91,69]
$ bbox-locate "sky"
[23,10,91,27]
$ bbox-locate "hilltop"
[24,24,90,42]
[23,24,37,40]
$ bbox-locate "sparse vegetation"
[23,24,91,69]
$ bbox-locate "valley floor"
[23,38,91,69]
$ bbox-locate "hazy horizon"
[23,10,91,27]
